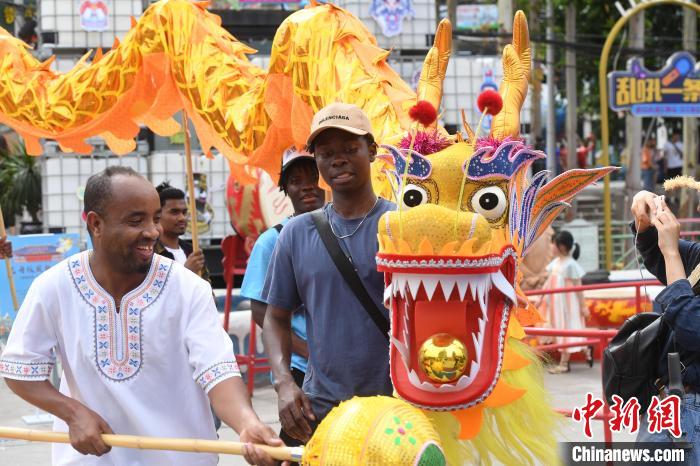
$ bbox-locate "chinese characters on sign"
[609,52,700,116]
[572,393,681,438]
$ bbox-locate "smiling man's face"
[90,175,161,274]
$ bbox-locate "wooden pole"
[0,426,303,462]
[682,5,697,217]
[0,206,18,310]
[182,111,199,254]
[624,12,643,229]
[545,0,556,180]
[565,3,578,220]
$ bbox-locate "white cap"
[281,146,314,173]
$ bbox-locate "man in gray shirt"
[262,103,395,443]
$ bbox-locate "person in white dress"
[1,166,282,466]
[542,230,592,374]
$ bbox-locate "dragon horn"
[490,10,531,140]
[416,19,452,128]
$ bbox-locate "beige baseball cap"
[306,103,373,148]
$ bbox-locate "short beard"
[122,255,153,275]
[135,261,152,274]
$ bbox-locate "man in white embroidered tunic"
[1,167,281,466]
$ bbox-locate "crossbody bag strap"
[310,210,390,341]
[673,142,683,158]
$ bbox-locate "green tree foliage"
[0,140,42,225]
[514,0,690,141]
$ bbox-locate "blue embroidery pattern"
[195,361,241,392]
[0,360,53,380]
[69,252,172,382]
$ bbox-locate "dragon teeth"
[407,277,421,300]
[468,360,480,380]
[439,276,457,300]
[457,279,469,301]
[383,286,393,304]
[478,316,487,335]
[389,272,515,307]
[491,270,516,304]
[422,277,439,301]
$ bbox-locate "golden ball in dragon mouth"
[418,333,468,383]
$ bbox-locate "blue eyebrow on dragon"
[464,140,545,180]
[380,144,433,180]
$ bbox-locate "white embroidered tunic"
[1,251,241,466]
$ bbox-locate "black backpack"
[603,312,699,412]
[603,313,669,411]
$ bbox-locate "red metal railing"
[524,327,617,444]
[221,235,270,396]
[523,279,661,444]
[524,279,661,314]
[677,218,700,240]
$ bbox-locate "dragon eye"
[471,186,507,220]
[402,184,428,208]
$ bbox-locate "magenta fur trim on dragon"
[399,130,451,155]
[474,135,523,150]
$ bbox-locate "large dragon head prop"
[376,11,615,464]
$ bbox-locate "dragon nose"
[379,206,493,254]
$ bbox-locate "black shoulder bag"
[310,210,390,341]
[603,312,700,412]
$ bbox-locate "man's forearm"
[208,377,260,433]
[250,300,267,329]
[291,334,309,360]
[5,379,82,423]
[262,308,294,388]
[664,251,687,285]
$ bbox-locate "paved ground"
[0,359,635,465]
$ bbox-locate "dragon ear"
[524,167,617,249]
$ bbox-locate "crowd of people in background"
[537,126,690,197]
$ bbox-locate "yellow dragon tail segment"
[0,0,422,185]
[0,0,265,158]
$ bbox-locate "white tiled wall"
[42,153,147,244]
[336,0,436,50]
[42,151,233,245]
[39,0,142,49]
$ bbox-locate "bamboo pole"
[0,426,303,462]
[0,206,18,310]
[183,111,199,254]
